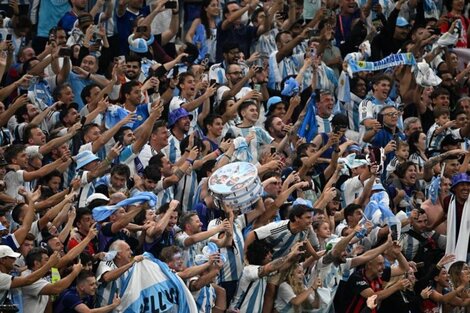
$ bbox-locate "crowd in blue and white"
[0,0,470,311]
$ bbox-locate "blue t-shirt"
[37,0,71,37]
[128,103,150,130]
[68,72,93,110]
[58,11,78,34]
[116,7,150,55]
[54,287,94,313]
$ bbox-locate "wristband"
[186,158,194,165]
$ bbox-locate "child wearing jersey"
[385,140,409,183]
[426,107,460,155]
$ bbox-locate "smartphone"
[164,1,177,9]
[393,133,399,143]
[310,47,316,59]
[136,26,148,33]
[224,132,235,140]
[153,66,167,77]
[270,147,276,154]
[80,116,87,128]
[415,262,424,268]
[172,66,179,79]
[19,89,28,95]
[201,54,210,66]
[6,34,12,41]
[58,47,72,57]
[430,27,440,35]
[210,79,217,86]
[334,125,342,134]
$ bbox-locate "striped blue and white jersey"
[174,170,199,213]
[308,256,353,312]
[251,28,278,59]
[189,278,216,313]
[208,214,247,283]
[426,123,461,153]
[209,62,249,85]
[268,51,304,90]
[176,232,207,267]
[315,115,333,134]
[254,220,309,259]
[358,95,396,123]
[76,170,96,208]
[227,125,273,164]
[96,260,130,307]
[338,93,364,133]
[155,178,174,208]
[230,265,267,313]
[399,230,446,261]
[163,133,183,164]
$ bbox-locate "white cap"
[86,193,110,206]
[0,245,21,258]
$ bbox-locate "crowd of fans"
[0,0,469,311]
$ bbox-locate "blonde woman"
[275,263,321,313]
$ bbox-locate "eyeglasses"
[228,71,243,75]
[383,112,399,117]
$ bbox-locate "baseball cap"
[396,17,410,27]
[0,245,21,258]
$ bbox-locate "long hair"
[285,263,305,313]
[200,0,214,38]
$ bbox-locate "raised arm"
[91,113,136,154]
[56,225,98,269]
[39,263,82,295]
[100,256,143,283]
[39,121,81,155]
[110,205,145,234]
[258,242,302,277]
[132,101,163,154]
[0,94,29,127]
[11,252,60,288]
[146,200,178,238]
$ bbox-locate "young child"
[386,140,409,182]
[426,107,459,154]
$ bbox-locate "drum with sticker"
[208,162,263,213]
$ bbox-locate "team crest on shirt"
[340,79,344,86]
[137,115,143,121]
[357,61,366,68]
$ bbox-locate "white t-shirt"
[20,270,50,313]
[0,272,12,303]
[4,170,27,200]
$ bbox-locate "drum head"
[209,162,258,195]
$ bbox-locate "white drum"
[208,162,263,213]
